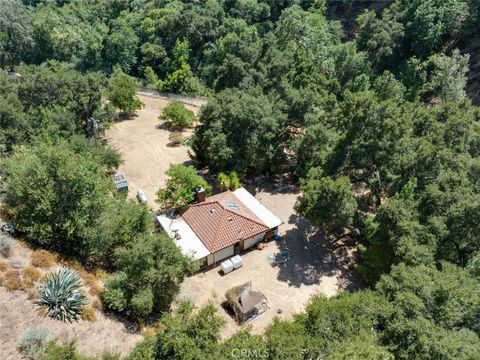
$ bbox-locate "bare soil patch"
[104,93,202,210]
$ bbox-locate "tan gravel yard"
[105,92,203,210]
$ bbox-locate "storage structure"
[225,281,268,324]
[113,173,128,192]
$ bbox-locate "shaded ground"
[105,93,204,210]
[178,181,363,338]
[0,236,142,360]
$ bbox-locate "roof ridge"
[211,210,267,251]
[223,208,268,229]
[189,200,219,207]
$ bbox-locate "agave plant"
[35,267,87,323]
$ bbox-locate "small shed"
[225,281,268,324]
[112,173,128,192]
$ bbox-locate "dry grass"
[22,267,42,288]
[23,267,42,282]
[142,327,156,338]
[31,250,55,268]
[81,307,97,322]
[58,259,105,297]
[0,260,10,272]
[84,274,104,297]
[0,204,11,219]
[4,270,23,291]
[92,298,103,311]
[27,288,37,300]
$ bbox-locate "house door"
[234,242,241,255]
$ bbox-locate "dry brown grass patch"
[81,307,97,322]
[17,267,43,289]
[4,269,24,291]
[142,327,156,338]
[92,298,103,311]
[23,266,42,282]
[27,288,37,300]
[0,204,11,219]
[82,273,104,297]
[0,260,10,272]
[31,250,55,268]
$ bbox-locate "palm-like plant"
[35,267,87,323]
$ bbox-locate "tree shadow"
[113,112,138,122]
[244,176,299,197]
[275,215,365,292]
[102,308,161,334]
[156,121,174,131]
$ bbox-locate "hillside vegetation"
[1,1,480,359]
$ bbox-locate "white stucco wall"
[243,233,265,250]
[213,246,235,263]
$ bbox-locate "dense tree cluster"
[2,0,480,357]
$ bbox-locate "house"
[157,187,282,268]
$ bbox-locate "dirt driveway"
[178,182,363,338]
[105,93,203,210]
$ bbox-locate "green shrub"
[216,172,230,192]
[228,171,241,190]
[103,272,128,313]
[42,340,85,360]
[36,267,87,323]
[159,101,196,128]
[17,328,49,360]
[126,336,156,360]
[216,171,241,192]
[131,288,154,318]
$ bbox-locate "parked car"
[137,189,147,203]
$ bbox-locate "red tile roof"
[182,191,268,253]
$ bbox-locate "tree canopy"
[2,0,480,357]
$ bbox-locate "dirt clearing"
[105,93,204,209]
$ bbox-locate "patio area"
[176,183,363,337]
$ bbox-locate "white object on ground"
[137,189,147,203]
[221,259,234,274]
[231,255,243,269]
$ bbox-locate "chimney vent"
[195,185,206,203]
